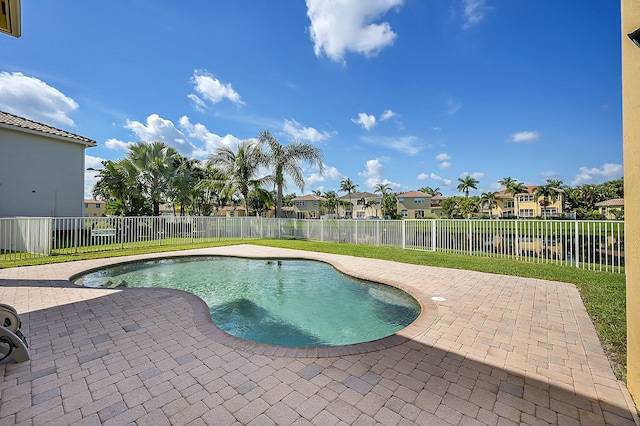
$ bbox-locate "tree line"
[92,133,623,219]
[91,130,322,217]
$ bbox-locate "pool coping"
[66,251,439,358]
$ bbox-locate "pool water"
[74,257,421,347]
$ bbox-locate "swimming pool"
[73,256,421,347]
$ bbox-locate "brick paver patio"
[0,244,638,425]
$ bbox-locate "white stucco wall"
[0,126,89,217]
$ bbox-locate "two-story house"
[396,190,433,219]
[291,194,325,219]
[493,186,565,218]
[84,199,106,217]
[338,191,381,219]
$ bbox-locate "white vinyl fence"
[0,217,625,273]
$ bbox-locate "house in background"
[84,199,106,217]
[595,198,624,219]
[292,194,324,219]
[338,191,381,219]
[396,190,433,218]
[0,111,96,217]
[493,186,566,218]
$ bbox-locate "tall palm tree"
[339,178,358,218]
[457,176,479,198]
[498,177,518,189]
[92,159,148,216]
[534,184,558,219]
[258,129,324,218]
[374,183,391,196]
[505,182,527,219]
[127,141,180,216]
[480,192,498,218]
[207,140,267,216]
[419,186,442,196]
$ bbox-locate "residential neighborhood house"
[0,110,96,217]
[595,198,624,219]
[492,186,566,218]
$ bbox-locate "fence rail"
[0,216,625,273]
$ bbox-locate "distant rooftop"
[0,110,97,146]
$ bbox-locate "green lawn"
[0,238,627,381]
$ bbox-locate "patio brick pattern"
[0,244,637,425]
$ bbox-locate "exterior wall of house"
[622,0,640,402]
[397,193,432,219]
[293,198,322,219]
[338,194,382,219]
[0,127,88,217]
[84,200,106,217]
[492,190,565,218]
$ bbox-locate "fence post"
[402,220,406,250]
[432,219,437,252]
[574,220,580,269]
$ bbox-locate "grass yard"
[0,238,627,381]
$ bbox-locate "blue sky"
[0,1,623,199]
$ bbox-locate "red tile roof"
[0,110,97,146]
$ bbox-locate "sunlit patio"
[0,244,637,425]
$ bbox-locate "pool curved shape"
[73,256,421,348]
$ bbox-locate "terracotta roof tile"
[0,110,97,146]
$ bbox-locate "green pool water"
[73,256,421,347]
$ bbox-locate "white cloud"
[307,165,342,187]
[460,171,485,180]
[84,154,106,199]
[380,109,396,121]
[439,161,452,169]
[461,0,490,30]
[357,157,401,189]
[427,172,452,186]
[283,119,331,142]
[436,153,450,161]
[445,99,462,115]
[189,69,244,107]
[179,115,243,158]
[125,114,199,156]
[511,130,541,143]
[352,112,377,131]
[361,135,421,155]
[0,72,78,126]
[306,0,403,63]
[570,163,623,186]
[104,138,134,151]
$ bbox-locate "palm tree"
[321,190,339,216]
[419,186,442,196]
[480,192,498,218]
[534,184,558,219]
[457,176,479,198]
[498,177,518,189]
[339,178,358,218]
[127,141,180,216]
[505,182,527,219]
[374,183,391,196]
[92,159,149,216]
[258,129,324,218]
[207,140,267,217]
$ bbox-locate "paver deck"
[0,244,638,425]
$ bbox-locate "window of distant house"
[504,200,514,208]
[310,211,316,218]
[84,203,88,208]
[398,198,404,203]
[415,210,425,218]
[357,211,365,218]
[229,211,235,217]
[401,210,408,217]
[520,209,534,217]
[519,195,534,202]
[414,198,425,204]
[542,208,557,216]
[96,203,101,208]
[295,201,305,207]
